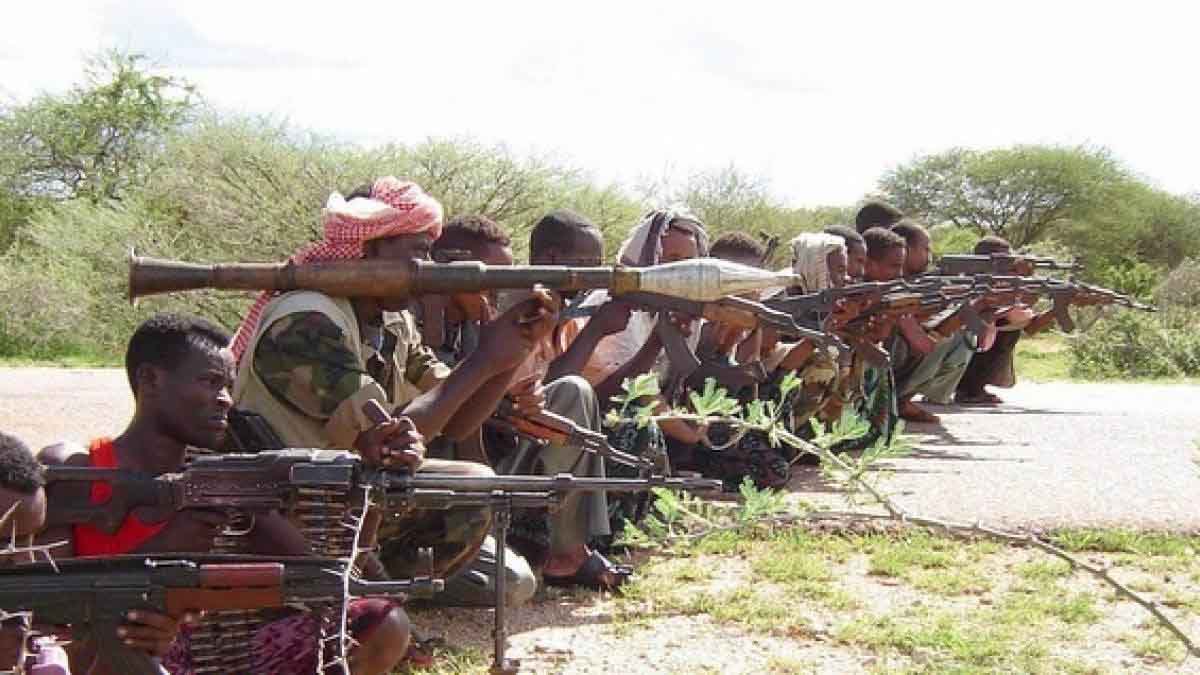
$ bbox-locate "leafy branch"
[606,373,1200,659]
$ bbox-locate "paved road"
[2,368,1198,530]
[0,368,132,450]
[791,381,1200,531]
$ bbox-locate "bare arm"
[398,349,508,441]
[897,315,937,355]
[595,330,664,405]
[402,291,558,441]
[545,322,606,382]
[33,442,87,559]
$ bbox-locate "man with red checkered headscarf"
[232,177,556,606]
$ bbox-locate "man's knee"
[359,606,410,674]
[507,554,538,607]
[544,375,598,425]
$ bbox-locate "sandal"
[400,631,444,668]
[956,392,1002,406]
[543,551,634,592]
[899,401,940,424]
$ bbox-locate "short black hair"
[709,232,767,264]
[125,313,230,394]
[434,214,511,253]
[0,432,43,495]
[345,183,374,201]
[974,235,1012,256]
[862,226,907,260]
[891,218,929,246]
[824,224,865,248]
[855,199,904,233]
[529,209,599,259]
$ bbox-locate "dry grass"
[401,526,1200,674]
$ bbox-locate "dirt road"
[2,368,1198,531]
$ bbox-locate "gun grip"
[363,399,391,425]
[1053,297,1076,333]
[958,303,987,335]
[655,317,701,380]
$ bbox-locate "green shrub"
[1068,309,1200,379]
[1157,258,1200,309]
[1092,260,1162,300]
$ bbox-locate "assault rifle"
[566,289,849,357]
[935,253,1083,276]
[42,448,720,674]
[491,398,654,471]
[913,274,1156,333]
[0,554,442,675]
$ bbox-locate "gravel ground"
[3,368,1199,673]
[2,368,1197,530]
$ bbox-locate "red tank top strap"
[73,438,168,557]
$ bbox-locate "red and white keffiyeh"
[230,177,444,361]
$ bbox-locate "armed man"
[229,178,555,605]
[37,314,412,675]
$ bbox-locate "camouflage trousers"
[375,457,494,581]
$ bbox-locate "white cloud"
[1,0,1196,206]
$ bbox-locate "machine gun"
[0,554,442,675]
[42,445,720,674]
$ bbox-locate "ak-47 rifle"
[912,274,1157,333]
[935,253,1083,276]
[0,554,442,675]
[563,291,849,362]
[490,397,654,471]
[42,442,720,674]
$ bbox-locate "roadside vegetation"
[396,519,1200,674]
[1,51,1198,379]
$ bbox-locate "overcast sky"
[3,1,1196,207]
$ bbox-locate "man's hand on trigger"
[508,374,546,416]
[117,609,200,658]
[355,416,425,471]
[478,287,560,372]
[590,300,633,337]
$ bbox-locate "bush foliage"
[2,51,1198,374]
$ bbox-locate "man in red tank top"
[38,314,411,675]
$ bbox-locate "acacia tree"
[0,50,195,249]
[880,145,1131,249]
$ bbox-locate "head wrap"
[790,232,847,293]
[616,207,710,267]
[230,177,444,361]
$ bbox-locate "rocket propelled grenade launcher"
[128,250,803,304]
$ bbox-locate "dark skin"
[594,226,701,404]
[39,344,408,675]
[538,228,634,383]
[597,225,703,443]
[845,242,867,281]
[358,233,557,445]
[37,346,239,672]
[0,484,52,671]
[902,231,932,277]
